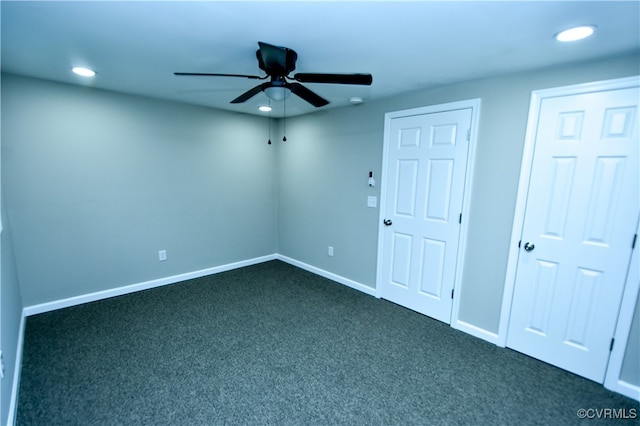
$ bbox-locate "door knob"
[383,219,393,226]
[523,242,535,252]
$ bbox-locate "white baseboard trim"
[22,253,377,318]
[452,319,500,345]
[276,254,377,297]
[606,379,640,402]
[7,312,26,426]
[23,254,278,317]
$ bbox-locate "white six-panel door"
[506,84,639,383]
[379,106,473,323]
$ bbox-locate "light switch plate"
[367,196,377,208]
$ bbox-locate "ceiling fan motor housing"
[257,43,298,76]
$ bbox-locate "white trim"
[277,255,377,297]
[604,216,640,402]
[381,100,479,121]
[7,313,25,426]
[22,253,377,318]
[23,254,277,316]
[375,107,393,299]
[498,76,640,347]
[453,320,499,345]
[450,99,481,328]
[376,99,482,329]
[607,379,640,403]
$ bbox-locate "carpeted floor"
[16,260,639,425]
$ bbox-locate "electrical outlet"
[328,246,334,257]
[158,250,167,261]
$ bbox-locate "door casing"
[376,99,481,331]
[499,76,640,399]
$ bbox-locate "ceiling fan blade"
[293,73,373,85]
[174,72,264,79]
[289,83,329,107]
[230,84,266,104]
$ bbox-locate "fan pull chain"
[267,100,272,145]
[282,98,287,142]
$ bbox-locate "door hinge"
[466,129,471,141]
[459,213,462,224]
[610,338,615,351]
[633,234,637,249]
[451,289,454,299]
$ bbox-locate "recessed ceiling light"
[555,25,595,42]
[259,105,272,112]
[72,67,96,77]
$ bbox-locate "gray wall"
[1,197,23,426]
[2,74,277,306]
[277,105,382,284]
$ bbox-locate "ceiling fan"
[175,42,373,107]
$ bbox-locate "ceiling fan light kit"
[175,41,373,108]
[264,85,291,102]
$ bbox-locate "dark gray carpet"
[17,260,639,425]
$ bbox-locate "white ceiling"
[2,1,639,117]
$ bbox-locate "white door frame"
[498,76,640,396]
[376,99,481,329]
[604,216,640,401]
